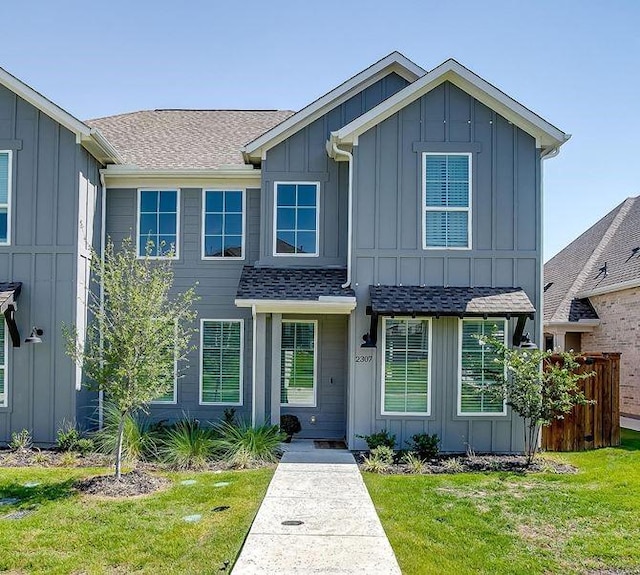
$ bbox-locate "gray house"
[0,53,569,451]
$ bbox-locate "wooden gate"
[541,353,621,451]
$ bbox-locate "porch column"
[252,310,267,426]
[270,313,282,427]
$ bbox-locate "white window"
[137,189,179,258]
[381,318,431,415]
[202,190,245,259]
[150,320,178,404]
[0,325,7,407]
[274,182,319,256]
[423,153,471,249]
[281,320,317,407]
[200,320,244,405]
[458,319,507,416]
[0,151,12,245]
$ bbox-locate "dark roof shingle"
[86,109,294,169]
[369,285,535,316]
[236,267,355,301]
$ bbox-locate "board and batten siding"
[348,81,540,451]
[104,187,261,424]
[258,72,409,268]
[0,83,102,444]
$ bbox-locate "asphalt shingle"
[369,285,535,316]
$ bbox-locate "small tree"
[66,238,197,479]
[479,335,594,464]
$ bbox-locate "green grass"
[364,429,640,575]
[0,466,272,574]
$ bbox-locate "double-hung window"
[138,189,179,258]
[281,321,317,407]
[423,153,471,249]
[0,325,6,407]
[458,319,507,415]
[382,318,431,415]
[274,182,319,256]
[200,320,243,405]
[0,151,11,245]
[202,190,244,259]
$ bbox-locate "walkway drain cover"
[212,506,230,512]
[281,520,304,526]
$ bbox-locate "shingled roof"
[86,109,294,169]
[369,285,535,316]
[544,196,640,323]
[236,267,355,301]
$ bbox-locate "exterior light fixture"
[518,332,537,350]
[24,327,43,344]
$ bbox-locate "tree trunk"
[114,411,127,480]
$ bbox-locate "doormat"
[313,440,347,449]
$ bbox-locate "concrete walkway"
[232,441,401,574]
[621,416,640,432]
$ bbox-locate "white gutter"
[331,143,354,288]
[235,297,357,314]
[98,171,107,429]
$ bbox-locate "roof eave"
[576,277,640,299]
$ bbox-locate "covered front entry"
[234,267,356,440]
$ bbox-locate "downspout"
[251,304,257,427]
[331,142,353,288]
[98,171,106,429]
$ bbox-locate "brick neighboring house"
[544,196,640,417]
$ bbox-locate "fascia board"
[333,59,569,150]
[242,52,426,160]
[576,278,640,299]
[234,298,357,314]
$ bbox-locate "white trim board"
[242,51,425,162]
[330,59,569,153]
[235,298,357,315]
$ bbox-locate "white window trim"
[0,323,7,408]
[422,152,472,251]
[272,181,320,257]
[150,319,178,405]
[136,188,181,260]
[199,318,245,406]
[280,319,318,408]
[0,150,12,247]
[201,189,246,261]
[457,318,508,417]
[380,316,432,416]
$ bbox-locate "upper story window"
[423,153,471,249]
[274,182,319,256]
[202,190,244,259]
[0,151,12,245]
[458,319,507,416]
[138,189,179,258]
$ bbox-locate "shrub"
[9,429,32,451]
[280,414,301,440]
[159,420,215,470]
[406,433,440,460]
[402,451,427,474]
[56,421,95,454]
[442,457,464,473]
[362,446,395,473]
[357,429,396,450]
[213,421,284,468]
[93,404,157,463]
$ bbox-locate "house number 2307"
[355,356,373,363]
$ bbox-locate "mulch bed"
[0,448,111,468]
[74,470,171,497]
[356,452,577,474]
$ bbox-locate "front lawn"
[364,429,640,574]
[0,466,272,574]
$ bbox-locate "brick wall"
[581,287,640,416]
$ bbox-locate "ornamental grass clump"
[213,421,284,468]
[362,445,395,473]
[158,420,215,470]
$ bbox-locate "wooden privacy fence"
[541,353,621,451]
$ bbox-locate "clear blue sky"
[3,0,639,260]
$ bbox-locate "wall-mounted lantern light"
[25,327,43,344]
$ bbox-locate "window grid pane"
[460,320,505,414]
[204,191,243,258]
[383,319,429,414]
[424,154,470,248]
[201,321,242,404]
[139,190,178,257]
[281,322,315,406]
[275,183,318,255]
